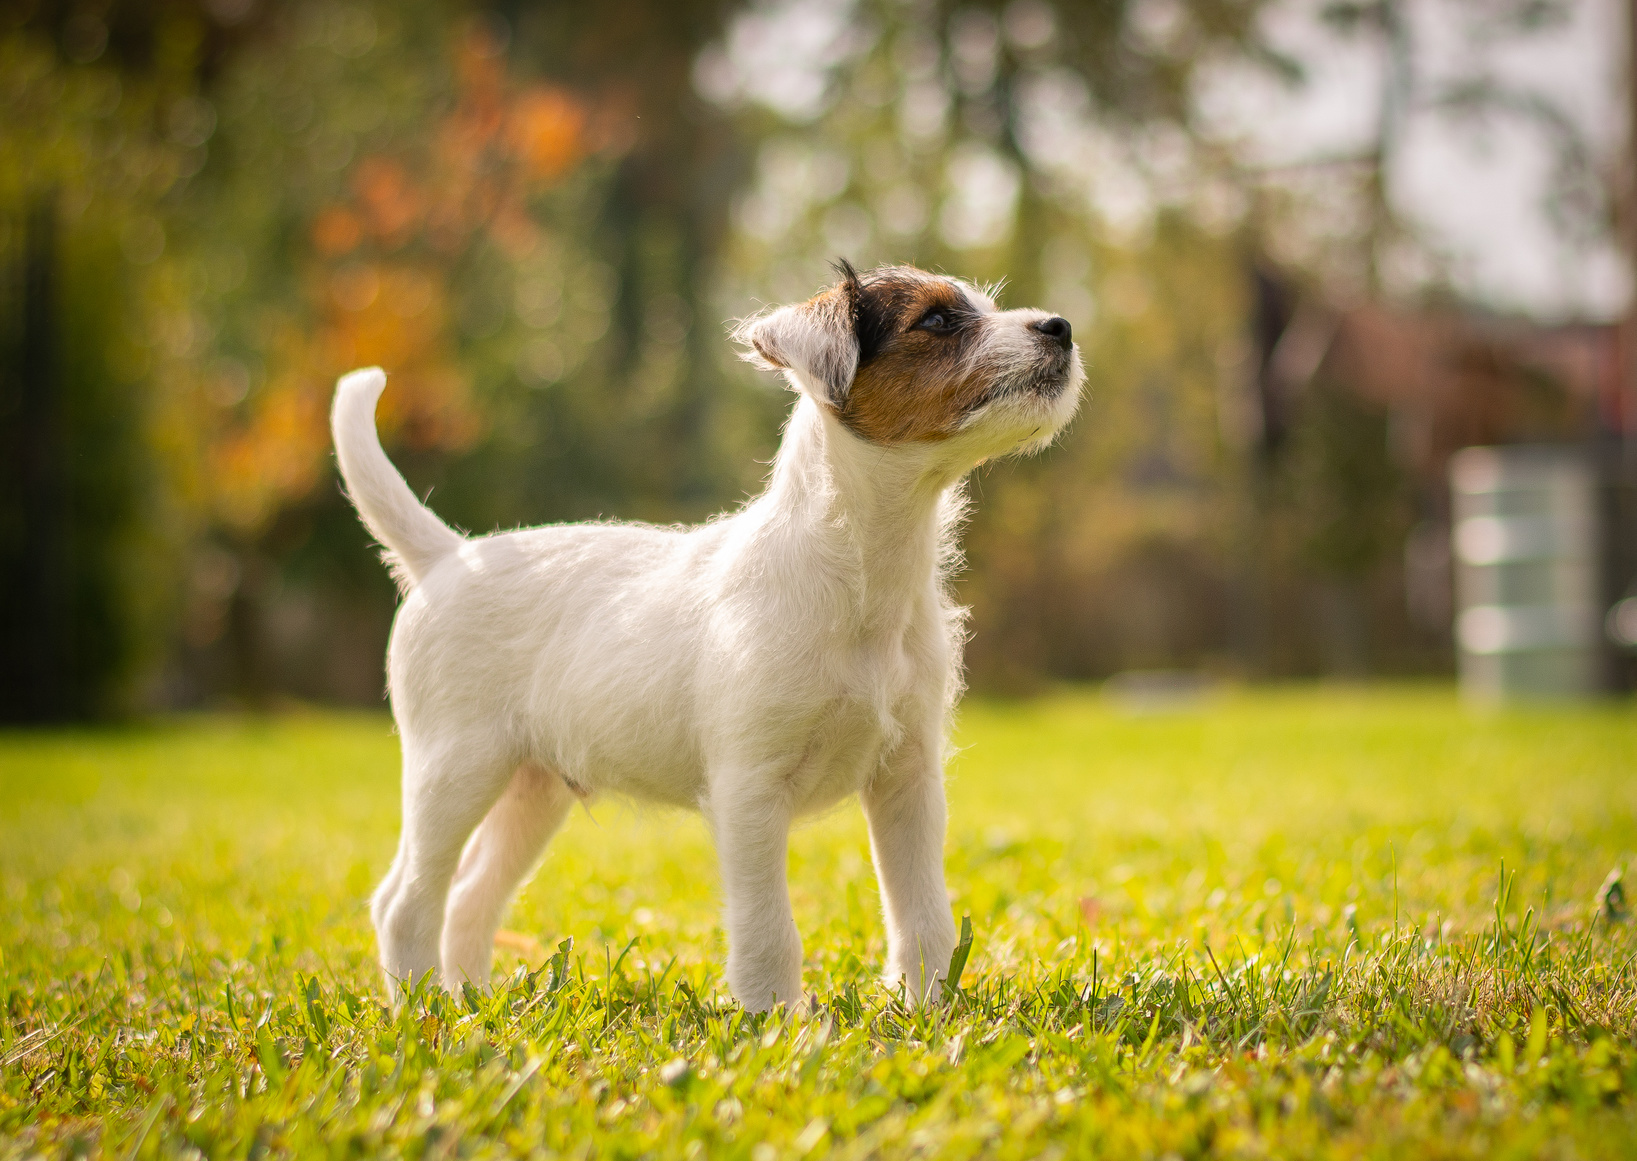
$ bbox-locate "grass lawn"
[3,685,1636,1159]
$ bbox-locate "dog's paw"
[725,958,804,1014]
[730,980,807,1015]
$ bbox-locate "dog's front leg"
[709,784,804,1013]
[862,740,958,1005]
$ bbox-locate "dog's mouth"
[1025,356,1074,399]
[965,350,1076,413]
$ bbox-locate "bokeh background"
[2,0,1635,719]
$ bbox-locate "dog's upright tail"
[331,367,464,592]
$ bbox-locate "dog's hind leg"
[371,738,515,998]
[440,762,574,989]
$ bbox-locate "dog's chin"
[958,392,1078,457]
[1009,360,1083,448]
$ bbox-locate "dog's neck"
[758,397,965,631]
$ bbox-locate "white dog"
[332,261,1082,1011]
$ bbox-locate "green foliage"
[162,0,782,701]
[1,0,1605,715]
[1288,379,1408,579]
[0,23,211,717]
[3,687,1635,1157]
[709,0,1300,685]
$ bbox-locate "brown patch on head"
[838,266,996,444]
[735,261,1074,444]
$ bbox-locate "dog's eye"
[916,309,953,333]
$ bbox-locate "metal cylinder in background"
[1451,445,1601,701]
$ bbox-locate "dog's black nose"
[1034,316,1072,349]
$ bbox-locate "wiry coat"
[332,263,1083,1011]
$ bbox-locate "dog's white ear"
[733,266,861,409]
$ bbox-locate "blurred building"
[1249,278,1637,692]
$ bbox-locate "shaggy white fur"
[331,268,1082,1011]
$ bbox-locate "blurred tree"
[501,0,767,513]
[704,0,1603,685]
[7,0,1606,714]
[171,0,765,704]
[704,0,1279,686]
[5,0,776,711]
[0,7,223,719]
[174,4,588,701]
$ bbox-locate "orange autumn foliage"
[209,25,598,535]
[509,89,587,182]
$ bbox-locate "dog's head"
[733,262,1084,457]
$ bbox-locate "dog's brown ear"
[732,264,861,409]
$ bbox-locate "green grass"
[3,685,1636,1159]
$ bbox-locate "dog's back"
[391,518,728,805]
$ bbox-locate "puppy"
[331,262,1083,1011]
